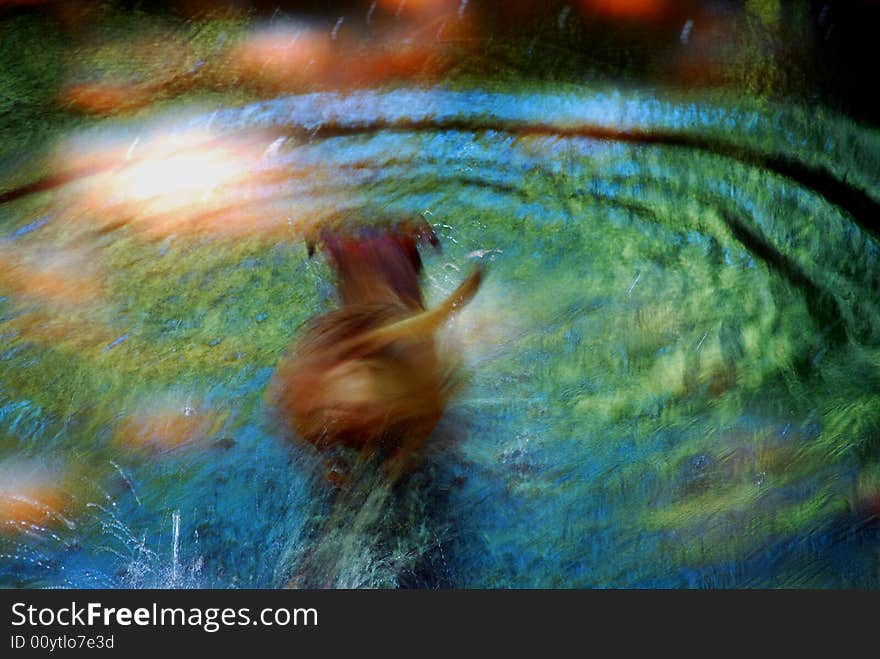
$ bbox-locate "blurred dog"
[269,219,482,484]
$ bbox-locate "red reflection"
[375,0,456,13]
[580,0,669,20]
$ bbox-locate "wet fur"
[270,220,482,482]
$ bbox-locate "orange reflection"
[59,28,197,116]
[0,245,104,309]
[0,244,114,351]
[230,26,334,90]
[0,461,71,534]
[60,80,160,116]
[52,7,471,110]
[228,9,469,91]
[2,310,114,351]
[114,397,223,453]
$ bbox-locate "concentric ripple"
[1,87,879,588]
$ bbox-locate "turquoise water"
[1,86,879,588]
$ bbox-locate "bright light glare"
[118,149,241,206]
[65,128,284,239]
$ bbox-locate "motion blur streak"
[228,15,469,90]
[58,128,296,240]
[270,220,483,486]
[114,395,226,453]
[0,245,103,308]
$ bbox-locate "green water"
[1,6,879,588]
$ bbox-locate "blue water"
[2,87,879,588]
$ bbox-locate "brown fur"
[270,220,482,482]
